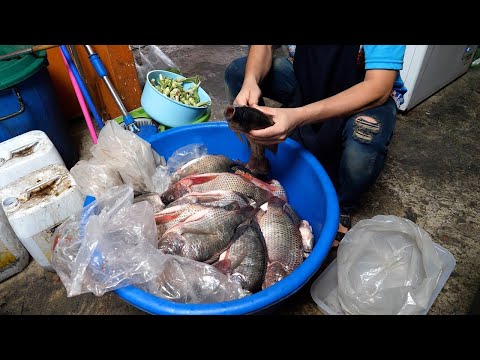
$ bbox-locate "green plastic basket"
[112,106,210,132]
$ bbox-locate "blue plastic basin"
[114,121,339,314]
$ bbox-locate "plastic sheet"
[166,143,208,174]
[130,45,180,88]
[337,215,445,315]
[51,185,166,297]
[70,158,123,198]
[90,120,156,193]
[140,255,249,304]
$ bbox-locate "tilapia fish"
[155,203,209,239]
[224,105,276,180]
[167,190,253,210]
[214,220,267,292]
[161,172,284,206]
[158,205,256,263]
[268,179,288,202]
[257,197,304,289]
[170,155,236,184]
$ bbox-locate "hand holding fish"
[247,105,302,145]
[234,80,262,106]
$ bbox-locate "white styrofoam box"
[0,164,85,271]
[310,242,456,315]
[0,130,65,189]
[0,207,29,283]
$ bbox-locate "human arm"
[234,45,275,106]
[247,69,397,145]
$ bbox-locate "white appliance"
[399,45,477,111]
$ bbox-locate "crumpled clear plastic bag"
[70,158,123,198]
[51,185,167,297]
[167,143,208,174]
[90,120,156,193]
[51,184,247,303]
[130,45,180,88]
[140,255,250,304]
[337,215,444,315]
[152,165,171,194]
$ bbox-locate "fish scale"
[167,190,251,209]
[191,173,272,205]
[258,200,304,288]
[158,206,254,263]
[155,204,208,239]
[170,155,235,183]
[215,221,267,292]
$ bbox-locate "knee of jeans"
[224,57,247,86]
[342,143,378,184]
[351,115,381,144]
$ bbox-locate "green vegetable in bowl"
[151,74,210,108]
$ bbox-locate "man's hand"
[234,79,262,106]
[246,105,302,145]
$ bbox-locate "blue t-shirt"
[363,45,407,106]
[287,45,408,106]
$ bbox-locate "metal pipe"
[84,45,138,132]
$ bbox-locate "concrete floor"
[1,46,479,315]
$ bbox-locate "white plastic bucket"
[0,207,29,282]
[0,164,84,271]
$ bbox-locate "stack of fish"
[150,106,314,294]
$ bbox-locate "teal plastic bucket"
[141,70,211,128]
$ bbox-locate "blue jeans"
[225,56,298,106]
[224,56,397,215]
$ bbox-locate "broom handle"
[0,45,58,61]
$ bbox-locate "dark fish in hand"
[224,105,274,133]
[224,105,277,180]
[214,219,267,293]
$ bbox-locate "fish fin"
[213,258,232,274]
[231,164,254,176]
[283,203,301,226]
[248,171,271,182]
[154,212,180,224]
[239,173,281,193]
[255,209,266,222]
[234,131,246,145]
[266,144,278,154]
[268,196,287,208]
[187,173,219,185]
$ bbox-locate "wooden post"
[47,45,141,122]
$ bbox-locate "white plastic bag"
[152,165,171,194]
[130,45,180,88]
[90,120,156,193]
[337,215,444,315]
[52,184,247,303]
[167,143,208,174]
[70,158,123,198]
[51,185,167,297]
[140,255,250,304]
